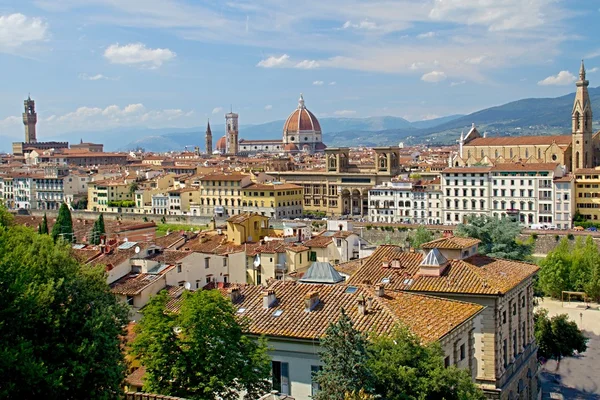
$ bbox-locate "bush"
[573,220,600,229]
[107,200,136,208]
[366,225,373,230]
[531,233,538,240]
[554,234,560,242]
[567,234,575,240]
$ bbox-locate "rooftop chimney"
[228,287,241,303]
[304,291,320,312]
[357,294,367,316]
[262,289,277,309]
[374,284,384,297]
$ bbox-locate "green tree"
[368,326,485,400]
[132,289,271,400]
[456,215,532,260]
[534,309,588,363]
[0,224,129,399]
[407,226,434,249]
[538,238,572,298]
[313,309,375,400]
[38,213,49,235]
[51,202,75,242]
[90,213,106,245]
[0,202,13,228]
[129,181,139,195]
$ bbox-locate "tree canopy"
[38,213,49,235]
[90,213,106,245]
[368,326,485,400]
[456,215,532,261]
[131,289,271,400]
[313,309,375,400]
[534,309,588,363]
[407,226,434,249]
[538,236,600,301]
[0,219,129,399]
[51,203,75,242]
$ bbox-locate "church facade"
[453,61,599,173]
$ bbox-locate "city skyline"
[1,0,599,142]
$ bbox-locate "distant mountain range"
[3,86,598,153]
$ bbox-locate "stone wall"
[519,233,600,256]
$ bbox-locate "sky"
[1,0,600,143]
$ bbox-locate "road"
[537,298,600,399]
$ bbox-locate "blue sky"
[1,0,599,142]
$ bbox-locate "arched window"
[576,151,580,168]
[510,149,513,158]
[495,150,499,158]
[575,111,581,130]
[525,149,529,158]
[481,150,484,158]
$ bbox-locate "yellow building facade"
[87,179,134,212]
[574,168,600,221]
[241,182,303,219]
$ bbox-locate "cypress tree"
[39,213,49,235]
[51,203,74,242]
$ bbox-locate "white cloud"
[104,43,176,68]
[257,54,290,68]
[342,20,378,30]
[212,107,223,114]
[329,81,336,85]
[295,60,320,69]
[537,70,576,86]
[264,105,272,111]
[313,80,324,85]
[588,67,599,73]
[465,56,486,65]
[450,80,466,86]
[417,31,435,39]
[334,110,356,116]
[0,13,48,51]
[421,71,447,83]
[78,73,117,81]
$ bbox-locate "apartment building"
[241,182,303,219]
[441,163,565,226]
[87,178,135,212]
[193,173,251,217]
[441,167,491,225]
[574,168,600,222]
[368,180,414,223]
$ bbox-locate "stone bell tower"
[23,96,37,143]
[572,60,593,170]
[205,119,213,154]
[225,110,239,155]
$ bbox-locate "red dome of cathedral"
[283,94,321,133]
[216,136,227,152]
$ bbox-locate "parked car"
[574,226,585,231]
[586,226,597,232]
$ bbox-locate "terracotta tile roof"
[145,249,192,264]
[335,258,368,277]
[285,243,310,252]
[466,135,572,146]
[182,234,249,255]
[347,245,539,296]
[126,366,145,387]
[190,281,483,343]
[303,235,333,248]
[573,168,600,174]
[491,163,560,172]
[245,183,302,190]
[442,167,493,174]
[421,236,481,250]
[110,272,165,296]
[227,212,264,224]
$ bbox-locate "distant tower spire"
[205,118,213,154]
[23,96,37,143]
[580,59,586,80]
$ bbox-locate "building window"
[444,356,450,368]
[205,258,210,269]
[503,339,508,367]
[177,264,182,273]
[311,365,322,396]
[502,310,507,324]
[126,295,134,306]
[223,258,228,267]
[272,361,290,395]
[460,343,466,361]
